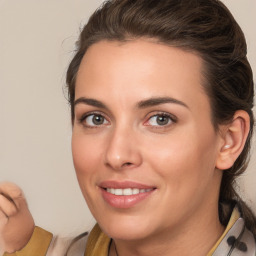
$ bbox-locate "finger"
[0,182,23,199]
[0,194,18,217]
[0,182,25,210]
[0,209,8,228]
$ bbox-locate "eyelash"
[144,112,177,128]
[78,111,177,129]
[79,112,110,128]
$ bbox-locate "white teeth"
[106,188,153,195]
[115,189,123,195]
[123,188,132,196]
[132,188,139,195]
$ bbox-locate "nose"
[104,126,142,171]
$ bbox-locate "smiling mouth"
[104,188,154,196]
[100,184,156,208]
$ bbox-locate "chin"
[97,214,157,241]
[105,226,151,241]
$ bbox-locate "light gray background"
[0,0,255,236]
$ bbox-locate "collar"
[84,224,110,256]
[84,206,255,256]
[211,206,255,256]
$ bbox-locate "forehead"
[75,39,209,113]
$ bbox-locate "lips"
[106,188,153,196]
[99,181,156,208]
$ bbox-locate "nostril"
[123,162,132,167]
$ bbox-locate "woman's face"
[72,39,224,240]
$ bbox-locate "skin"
[72,39,227,256]
[0,182,34,253]
[0,39,250,255]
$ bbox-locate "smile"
[105,188,153,196]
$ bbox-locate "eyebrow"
[74,97,108,109]
[137,97,189,109]
[74,96,189,110]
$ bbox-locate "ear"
[216,110,250,170]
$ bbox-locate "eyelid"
[143,111,177,127]
[78,111,110,127]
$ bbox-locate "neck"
[109,204,224,256]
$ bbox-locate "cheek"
[71,132,106,215]
[143,125,219,191]
[72,133,102,184]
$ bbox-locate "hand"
[0,182,35,253]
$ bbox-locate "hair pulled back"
[66,0,255,236]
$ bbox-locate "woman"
[0,0,255,255]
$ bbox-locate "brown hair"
[66,0,255,236]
